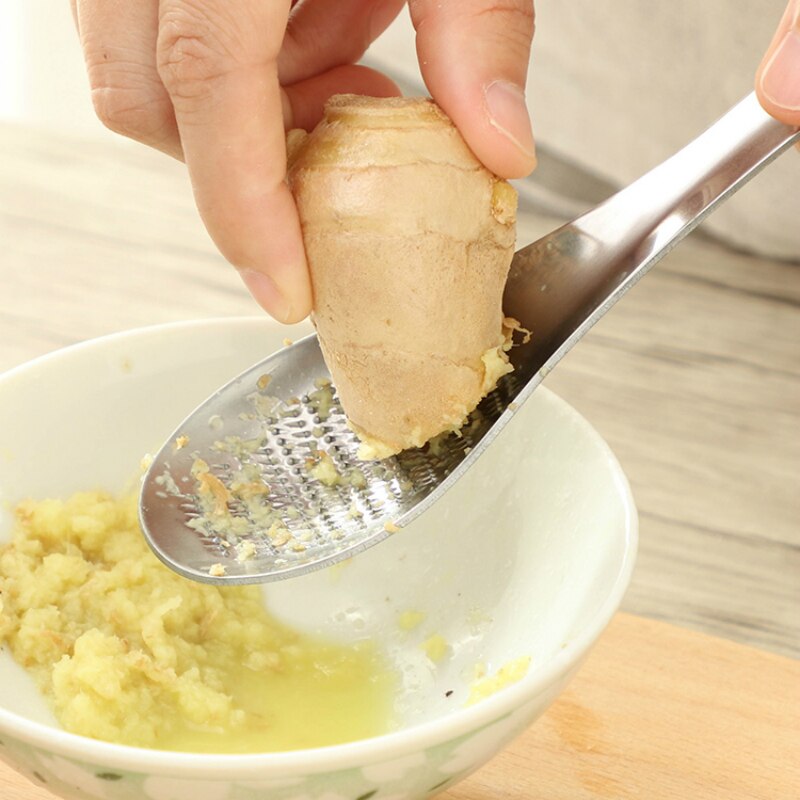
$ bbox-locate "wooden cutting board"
[3,613,798,800]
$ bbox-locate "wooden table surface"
[1,121,798,663]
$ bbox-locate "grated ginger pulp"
[0,491,396,753]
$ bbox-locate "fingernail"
[240,270,293,323]
[484,80,537,162]
[760,27,800,111]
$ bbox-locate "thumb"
[756,0,800,126]
[409,0,537,179]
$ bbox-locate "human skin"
[70,0,537,323]
[71,0,797,323]
[756,0,800,131]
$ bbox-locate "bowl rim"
[0,317,638,777]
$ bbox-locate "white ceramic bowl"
[0,318,637,800]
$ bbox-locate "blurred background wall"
[0,2,101,135]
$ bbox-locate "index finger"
[157,0,311,323]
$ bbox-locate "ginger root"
[287,95,517,459]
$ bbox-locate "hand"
[71,1,536,323]
[757,0,800,126]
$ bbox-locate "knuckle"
[157,8,236,102]
[475,1,535,43]
[412,0,535,53]
[88,75,164,141]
